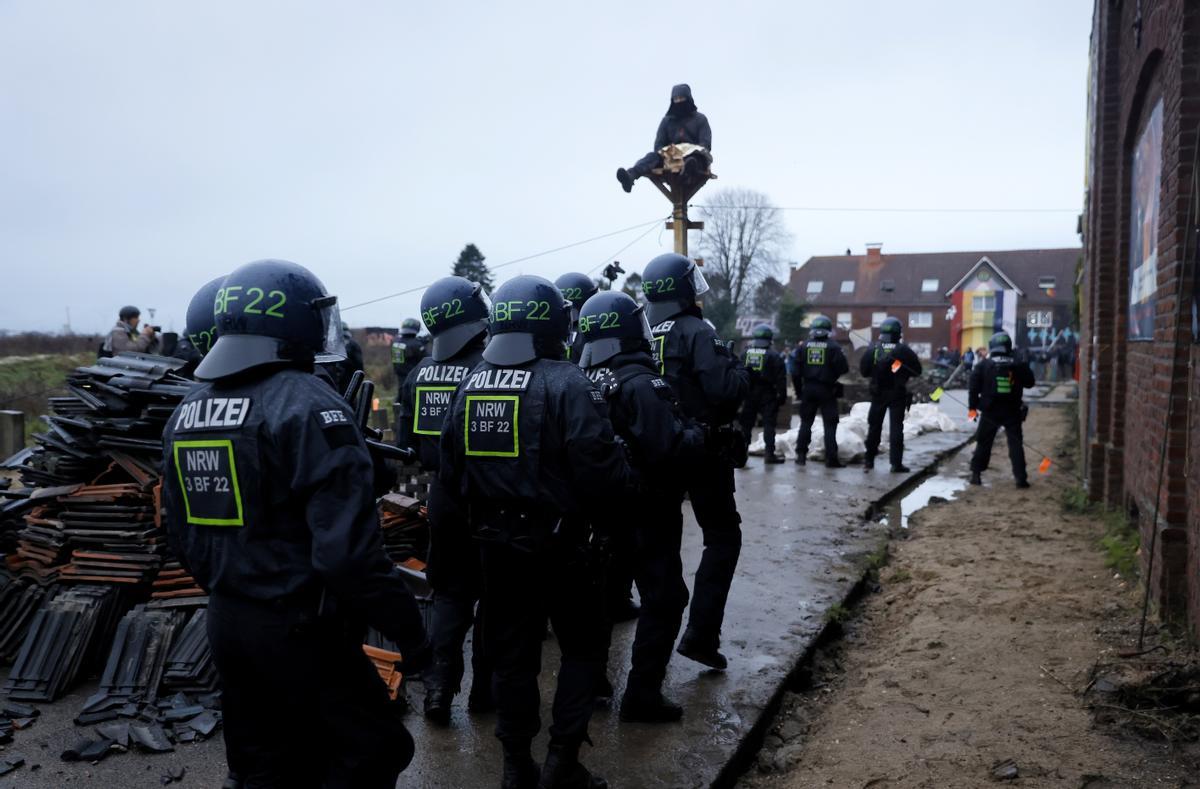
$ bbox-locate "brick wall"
[1082,0,1200,634]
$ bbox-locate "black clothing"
[651,311,747,648]
[793,339,849,461]
[969,355,1035,481]
[860,341,922,467]
[332,337,364,395]
[566,332,586,365]
[391,334,427,387]
[208,594,413,789]
[440,358,631,748]
[738,344,787,456]
[162,367,427,786]
[655,84,712,151]
[590,351,703,698]
[396,343,490,702]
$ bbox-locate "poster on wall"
[1128,99,1163,340]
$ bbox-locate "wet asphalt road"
[1,428,969,789]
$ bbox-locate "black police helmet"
[989,331,1013,355]
[420,276,491,362]
[641,253,710,324]
[555,272,599,324]
[879,316,903,341]
[483,275,570,365]
[577,291,654,367]
[118,305,140,321]
[183,276,225,358]
[750,323,774,348]
[400,317,420,337]
[195,259,345,381]
[809,314,833,340]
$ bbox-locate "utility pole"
[645,146,715,257]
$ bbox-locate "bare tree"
[697,188,791,313]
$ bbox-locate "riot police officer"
[578,291,705,723]
[396,276,494,725]
[860,316,922,472]
[555,272,599,364]
[643,252,749,670]
[172,275,225,377]
[737,324,787,464]
[969,331,1035,487]
[793,314,850,467]
[391,317,427,384]
[440,275,631,789]
[162,260,429,788]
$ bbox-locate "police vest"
[410,359,475,437]
[802,340,834,383]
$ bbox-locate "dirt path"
[740,407,1198,789]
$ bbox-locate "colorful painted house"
[945,256,1021,353]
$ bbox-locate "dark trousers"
[629,151,708,184]
[626,493,689,697]
[684,453,742,644]
[865,392,907,467]
[797,394,839,461]
[971,412,1027,482]
[426,482,490,695]
[739,394,780,455]
[480,536,607,747]
[208,595,413,789]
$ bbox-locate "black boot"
[538,742,606,789]
[619,689,684,723]
[502,741,540,789]
[616,168,635,193]
[794,454,807,466]
[863,456,874,472]
[676,627,728,670]
[764,452,785,465]
[423,687,452,726]
[890,464,911,473]
[969,471,982,485]
[825,458,845,469]
[1015,479,1031,489]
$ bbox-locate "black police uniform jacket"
[438,358,631,520]
[741,345,787,405]
[391,335,427,382]
[584,350,705,493]
[397,345,485,471]
[162,368,426,652]
[651,311,748,426]
[859,340,923,398]
[968,354,1035,418]
[795,339,849,400]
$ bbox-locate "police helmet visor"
[578,309,653,368]
[314,296,347,364]
[689,263,710,298]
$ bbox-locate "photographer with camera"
[100,305,159,357]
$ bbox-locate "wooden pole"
[0,410,25,459]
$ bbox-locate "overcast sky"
[0,0,1091,334]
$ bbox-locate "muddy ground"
[741,407,1200,789]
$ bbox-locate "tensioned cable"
[341,217,666,312]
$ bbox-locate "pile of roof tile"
[3,585,123,701]
[0,573,52,663]
[378,493,429,565]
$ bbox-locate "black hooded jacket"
[653,84,713,151]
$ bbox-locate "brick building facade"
[1080,0,1199,634]
[786,245,1078,361]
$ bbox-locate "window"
[880,279,896,292]
[921,278,939,292]
[836,312,852,329]
[807,280,824,294]
[840,280,855,293]
[871,312,887,327]
[909,311,932,328]
[972,294,996,311]
[1038,276,1057,290]
[910,342,933,360]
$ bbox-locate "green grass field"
[0,352,95,445]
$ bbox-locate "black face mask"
[668,99,695,117]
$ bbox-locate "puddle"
[879,473,967,529]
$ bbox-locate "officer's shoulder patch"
[588,389,605,404]
[650,377,669,389]
[311,406,359,448]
